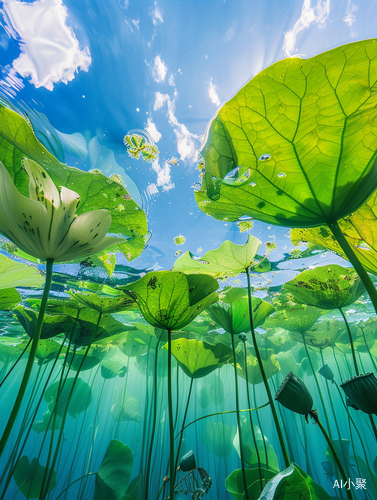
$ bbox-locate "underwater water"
[1,0,377,499]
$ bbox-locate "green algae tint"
[1,35,377,500]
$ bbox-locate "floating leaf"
[119,271,219,331]
[208,288,275,335]
[69,284,135,314]
[236,348,280,385]
[172,235,261,277]
[264,304,322,334]
[101,359,125,379]
[196,39,377,228]
[0,253,44,289]
[167,338,232,378]
[284,265,365,310]
[15,305,75,340]
[0,288,21,310]
[13,456,57,499]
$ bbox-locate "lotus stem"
[243,342,263,490]
[0,338,32,389]
[369,415,377,441]
[167,328,175,500]
[309,410,354,500]
[174,377,194,480]
[0,258,54,458]
[54,472,96,500]
[328,220,377,316]
[246,268,290,468]
[145,340,160,500]
[231,332,250,500]
[338,308,358,375]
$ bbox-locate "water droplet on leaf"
[259,154,271,161]
[278,172,286,178]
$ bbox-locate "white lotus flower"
[0,159,127,262]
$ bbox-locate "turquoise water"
[1,1,377,499]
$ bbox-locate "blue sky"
[0,0,375,277]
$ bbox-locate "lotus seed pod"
[238,332,247,342]
[180,450,196,472]
[275,372,313,416]
[341,373,377,415]
[318,364,334,382]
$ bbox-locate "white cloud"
[152,160,175,191]
[168,74,175,86]
[146,183,159,195]
[166,90,201,162]
[3,0,91,91]
[283,0,330,57]
[123,0,129,8]
[145,118,162,142]
[152,2,163,25]
[154,91,169,110]
[131,19,140,29]
[223,25,235,43]
[152,55,167,82]
[208,79,220,107]
[343,0,357,27]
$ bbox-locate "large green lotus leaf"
[0,288,21,310]
[275,351,301,375]
[13,456,57,499]
[172,235,261,277]
[94,440,133,500]
[101,359,126,379]
[264,304,322,334]
[195,39,377,228]
[15,305,75,340]
[233,419,279,471]
[25,297,84,318]
[226,467,276,500]
[198,385,211,409]
[210,374,225,405]
[69,312,135,346]
[32,400,62,434]
[208,288,275,334]
[288,319,345,348]
[258,463,332,499]
[111,386,141,423]
[166,338,232,378]
[0,341,28,365]
[284,265,365,309]
[200,421,235,457]
[119,271,219,331]
[44,377,92,419]
[291,189,377,275]
[122,474,142,500]
[66,351,101,372]
[236,348,280,385]
[0,253,44,289]
[0,103,147,259]
[29,339,65,365]
[69,286,136,314]
[118,330,153,357]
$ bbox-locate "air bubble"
[250,182,256,187]
[278,172,286,178]
[259,154,271,161]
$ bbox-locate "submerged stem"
[310,410,354,500]
[0,258,54,458]
[338,308,358,375]
[328,220,377,316]
[167,328,175,500]
[246,268,290,468]
[231,333,250,500]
